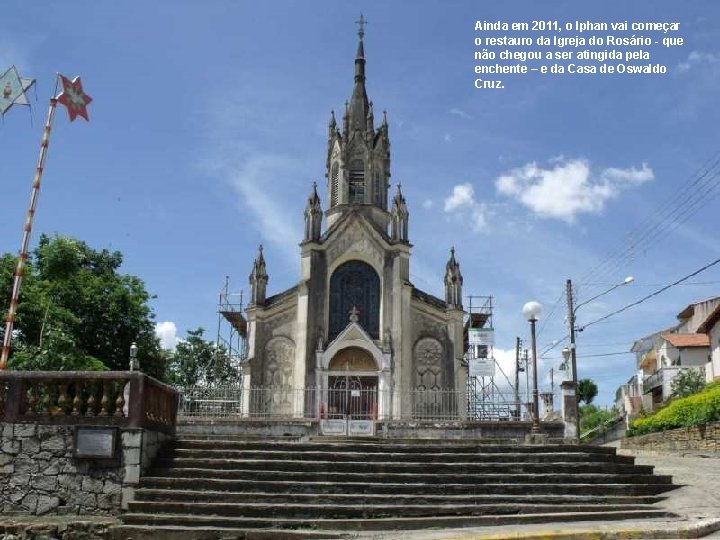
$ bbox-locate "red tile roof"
[661,333,710,348]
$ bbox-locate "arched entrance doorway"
[326,347,378,420]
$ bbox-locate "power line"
[578,152,720,287]
[576,351,631,359]
[579,256,720,332]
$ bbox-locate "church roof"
[411,287,447,309]
[265,285,298,308]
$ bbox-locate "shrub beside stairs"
[114,435,677,538]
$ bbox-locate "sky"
[2,0,720,406]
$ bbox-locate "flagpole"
[0,96,58,369]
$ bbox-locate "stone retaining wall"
[0,423,171,515]
[621,421,720,453]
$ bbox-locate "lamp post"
[129,342,138,372]
[566,276,633,440]
[522,301,543,433]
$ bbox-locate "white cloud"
[449,108,472,119]
[204,151,304,263]
[677,51,720,72]
[443,133,452,143]
[155,321,178,350]
[496,158,653,222]
[443,183,490,232]
[444,183,476,212]
[422,199,434,209]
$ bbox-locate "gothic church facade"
[244,25,466,419]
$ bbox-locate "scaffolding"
[214,276,248,381]
[464,295,517,420]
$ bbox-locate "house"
[696,302,720,383]
[630,297,716,411]
[614,373,643,422]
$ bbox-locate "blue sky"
[2,1,720,405]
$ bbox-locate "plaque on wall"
[74,426,118,459]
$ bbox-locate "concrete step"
[144,467,673,485]
[120,509,675,531]
[158,447,638,464]
[126,500,660,519]
[111,526,344,540]
[133,488,666,506]
[171,439,619,455]
[140,477,676,496]
[151,457,652,475]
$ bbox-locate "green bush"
[628,382,720,436]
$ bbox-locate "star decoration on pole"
[56,74,92,122]
[0,65,35,116]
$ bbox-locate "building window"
[330,163,339,206]
[349,161,365,203]
[373,170,381,205]
[329,260,380,340]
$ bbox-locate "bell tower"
[325,15,392,232]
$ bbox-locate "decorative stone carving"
[326,223,384,269]
[414,337,444,390]
[263,337,295,388]
[262,336,296,416]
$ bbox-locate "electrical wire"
[579,256,720,332]
[578,152,720,287]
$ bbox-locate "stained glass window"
[329,260,380,340]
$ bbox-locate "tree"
[577,378,598,405]
[670,367,706,399]
[579,404,617,434]
[166,328,238,388]
[0,234,166,379]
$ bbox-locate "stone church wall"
[0,422,170,515]
[411,307,455,390]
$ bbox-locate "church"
[244,21,466,420]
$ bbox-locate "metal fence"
[176,385,532,421]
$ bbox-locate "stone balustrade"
[0,371,178,516]
[0,371,177,434]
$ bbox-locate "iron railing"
[176,385,534,422]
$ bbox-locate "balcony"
[643,367,682,395]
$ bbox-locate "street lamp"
[129,342,138,372]
[522,301,543,433]
[561,346,571,376]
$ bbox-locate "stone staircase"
[115,435,677,539]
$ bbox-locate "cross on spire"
[349,306,360,323]
[356,13,367,40]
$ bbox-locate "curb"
[439,518,720,540]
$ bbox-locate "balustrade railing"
[0,371,178,434]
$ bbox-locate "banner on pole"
[469,357,495,377]
[468,328,494,346]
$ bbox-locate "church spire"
[249,244,269,306]
[444,247,463,308]
[391,183,409,242]
[347,14,370,135]
[304,181,323,242]
[325,17,392,231]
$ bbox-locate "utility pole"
[523,348,529,418]
[514,336,521,420]
[565,278,580,440]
